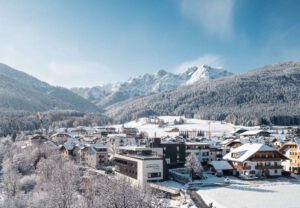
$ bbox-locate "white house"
[223,143,287,177]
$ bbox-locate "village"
[16,116,300,208]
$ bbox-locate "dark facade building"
[150,138,186,169]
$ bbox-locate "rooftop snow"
[209,161,233,170]
[223,143,276,162]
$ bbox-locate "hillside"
[72,65,233,108]
[0,63,99,113]
[106,61,300,126]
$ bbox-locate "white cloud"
[175,54,224,73]
[180,0,235,39]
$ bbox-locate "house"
[279,137,300,174]
[80,135,99,144]
[223,143,287,177]
[83,144,108,169]
[69,127,88,138]
[185,142,216,165]
[232,128,248,137]
[120,126,139,137]
[50,132,72,145]
[240,130,271,137]
[107,134,137,150]
[114,146,165,184]
[60,140,108,169]
[30,134,48,144]
[221,139,242,152]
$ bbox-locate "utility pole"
[208,121,212,140]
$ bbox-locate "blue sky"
[0,0,299,87]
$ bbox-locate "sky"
[0,0,299,88]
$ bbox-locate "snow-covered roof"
[51,132,72,138]
[223,143,276,162]
[107,134,127,138]
[240,130,270,136]
[209,161,233,170]
[231,128,248,134]
[294,137,300,146]
[118,146,151,151]
[185,142,211,145]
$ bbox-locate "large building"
[114,146,165,184]
[60,140,108,169]
[185,142,217,165]
[224,143,287,177]
[150,138,186,169]
[279,137,300,173]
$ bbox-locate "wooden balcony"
[255,166,282,170]
[249,158,282,162]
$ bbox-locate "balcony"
[249,158,282,162]
[255,166,282,170]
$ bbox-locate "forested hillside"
[0,63,99,113]
[106,62,300,126]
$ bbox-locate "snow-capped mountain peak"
[185,65,232,85]
[72,65,233,108]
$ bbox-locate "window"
[148,172,161,178]
[274,169,278,174]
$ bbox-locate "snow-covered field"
[197,178,300,208]
[114,116,251,138]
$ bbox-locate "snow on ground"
[197,177,300,208]
[159,174,300,208]
[115,116,253,138]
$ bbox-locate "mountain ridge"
[0,63,100,113]
[71,65,233,108]
[105,61,300,126]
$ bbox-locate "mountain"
[0,63,99,113]
[106,61,300,126]
[72,65,233,108]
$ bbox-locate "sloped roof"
[240,130,270,136]
[223,143,276,162]
[209,161,233,170]
[294,137,300,146]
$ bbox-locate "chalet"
[30,134,48,144]
[114,146,165,184]
[240,130,271,137]
[50,132,72,145]
[232,128,248,136]
[223,143,287,177]
[80,135,99,144]
[95,126,117,136]
[60,140,108,169]
[69,128,88,138]
[120,126,139,137]
[221,139,242,151]
[279,137,300,174]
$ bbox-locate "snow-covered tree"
[185,153,203,178]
